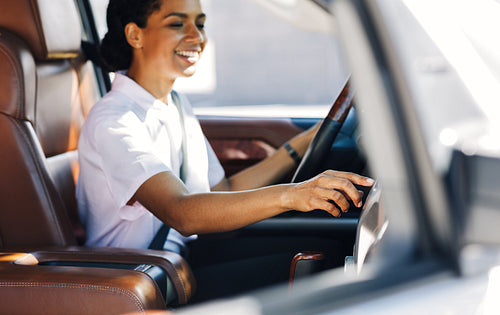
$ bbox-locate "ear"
[124,22,143,49]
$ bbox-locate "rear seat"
[0,0,195,310]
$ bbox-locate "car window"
[88,0,349,117]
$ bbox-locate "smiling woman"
[91,0,348,109]
[76,0,372,303]
[100,0,207,79]
[124,3,207,86]
[4,0,500,312]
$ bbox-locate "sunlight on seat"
[0,253,39,265]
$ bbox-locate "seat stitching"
[96,254,189,303]
[0,281,146,313]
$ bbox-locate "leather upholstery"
[0,0,196,309]
[0,29,76,248]
[0,0,80,60]
[0,30,36,121]
[0,252,167,314]
[45,151,85,243]
[0,116,76,247]
[0,247,196,306]
[29,247,196,305]
[35,60,85,156]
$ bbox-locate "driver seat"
[0,0,195,312]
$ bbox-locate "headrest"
[0,0,81,60]
[0,29,36,121]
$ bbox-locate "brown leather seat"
[0,0,88,248]
[0,0,195,312]
[0,252,166,314]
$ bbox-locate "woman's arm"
[133,169,373,236]
[213,123,320,192]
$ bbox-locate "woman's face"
[136,0,207,80]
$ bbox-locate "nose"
[185,23,205,44]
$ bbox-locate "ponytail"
[99,0,161,71]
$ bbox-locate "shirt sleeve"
[92,108,169,211]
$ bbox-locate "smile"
[175,50,200,63]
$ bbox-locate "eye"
[196,23,205,30]
[168,22,183,28]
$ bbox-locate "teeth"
[175,51,199,58]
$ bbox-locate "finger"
[330,207,341,217]
[317,175,363,207]
[356,190,365,208]
[316,187,350,212]
[313,198,341,217]
[325,170,375,187]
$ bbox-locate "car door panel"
[199,116,311,176]
[199,109,366,177]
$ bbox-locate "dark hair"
[99,0,162,71]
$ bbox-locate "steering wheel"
[291,79,355,183]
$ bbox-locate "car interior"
[0,0,377,313]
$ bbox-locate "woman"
[77,0,373,297]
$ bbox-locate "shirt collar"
[111,72,171,111]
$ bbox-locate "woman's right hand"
[281,170,374,217]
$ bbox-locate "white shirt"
[76,73,224,252]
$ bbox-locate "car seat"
[0,0,194,312]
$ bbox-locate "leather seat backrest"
[0,0,97,247]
